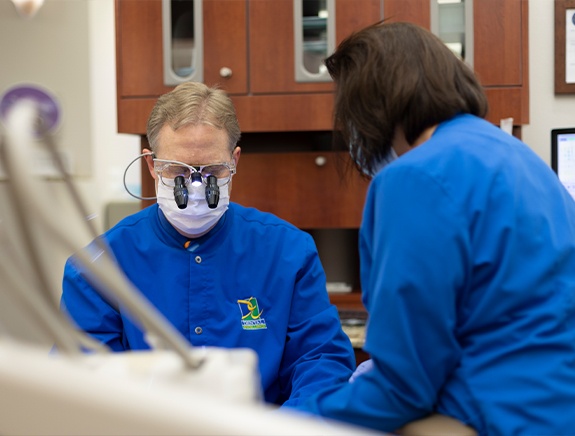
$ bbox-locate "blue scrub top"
[62,202,355,408]
[302,114,575,435]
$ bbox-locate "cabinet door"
[116,0,172,97]
[203,0,248,94]
[383,0,430,28]
[231,152,370,228]
[383,0,525,89]
[116,0,248,133]
[381,0,528,125]
[116,0,247,97]
[249,0,382,95]
[474,0,523,87]
[474,0,529,124]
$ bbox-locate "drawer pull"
[315,156,327,167]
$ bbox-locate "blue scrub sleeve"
[61,256,126,351]
[302,165,466,432]
[278,234,355,409]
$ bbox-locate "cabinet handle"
[219,67,233,79]
[315,156,327,167]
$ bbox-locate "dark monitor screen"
[551,128,575,201]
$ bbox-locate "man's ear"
[232,146,241,167]
[143,148,157,180]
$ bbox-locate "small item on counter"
[326,282,352,293]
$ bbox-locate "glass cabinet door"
[249,0,381,94]
[430,0,474,67]
[293,0,335,82]
[162,0,204,85]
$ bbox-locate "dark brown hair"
[325,21,488,176]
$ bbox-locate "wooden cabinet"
[115,0,248,133]
[474,0,529,126]
[117,0,248,96]
[115,0,382,134]
[116,0,528,134]
[231,151,369,228]
[248,0,380,95]
[382,0,529,126]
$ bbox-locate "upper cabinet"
[115,0,382,135]
[248,0,381,94]
[383,0,529,126]
[116,0,527,136]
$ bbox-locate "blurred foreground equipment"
[0,87,382,436]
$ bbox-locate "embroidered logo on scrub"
[237,297,267,330]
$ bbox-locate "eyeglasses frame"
[152,157,236,187]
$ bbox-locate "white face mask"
[349,125,398,177]
[370,147,398,177]
[157,182,230,237]
[350,143,398,177]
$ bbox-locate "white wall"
[0,0,93,176]
[0,0,139,309]
[522,0,575,159]
[86,0,141,205]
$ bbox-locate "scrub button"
[194,326,203,335]
[195,256,202,264]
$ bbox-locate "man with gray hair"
[61,82,355,408]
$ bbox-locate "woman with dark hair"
[302,21,575,435]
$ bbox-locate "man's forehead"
[156,123,231,158]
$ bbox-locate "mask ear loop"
[122,152,157,201]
